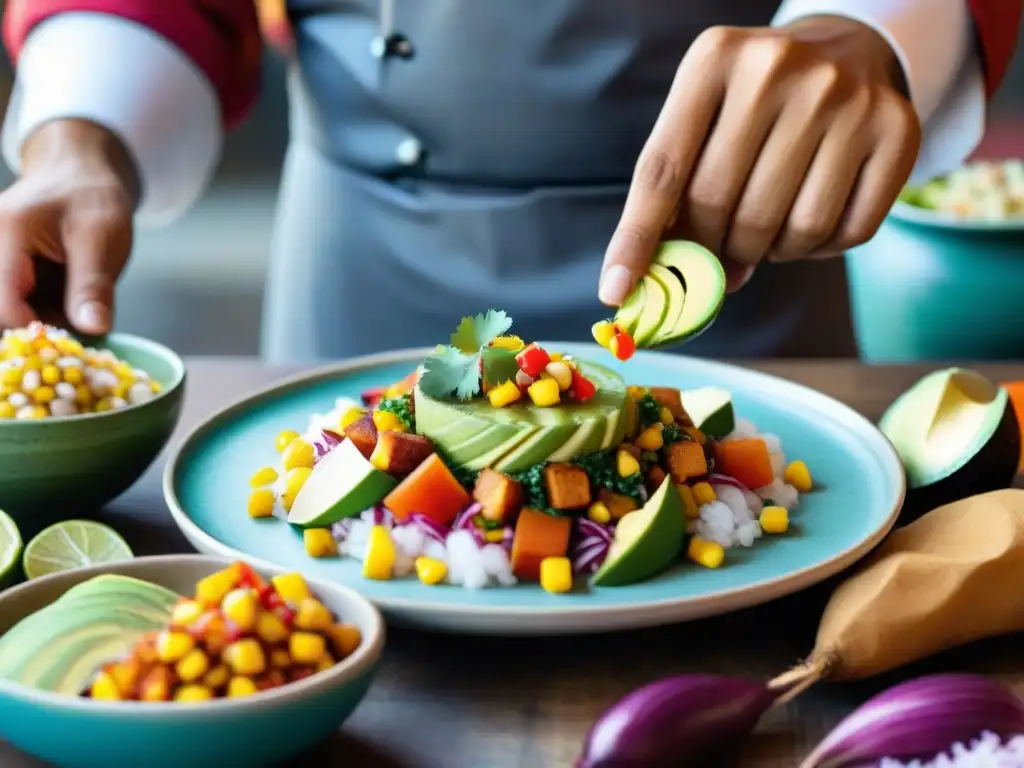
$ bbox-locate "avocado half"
[880,368,1020,522]
[614,241,726,348]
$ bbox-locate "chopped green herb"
[572,450,645,504]
[636,394,662,429]
[511,463,549,510]
[417,309,515,400]
[662,423,686,445]
[376,394,415,431]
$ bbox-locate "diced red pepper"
[257,584,282,610]
[516,344,551,378]
[231,562,265,589]
[569,369,597,402]
[274,604,296,628]
[610,329,636,362]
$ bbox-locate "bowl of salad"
[846,158,1024,362]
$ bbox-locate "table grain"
[5,359,1024,768]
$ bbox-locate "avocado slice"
[616,279,646,335]
[652,241,726,344]
[880,368,1020,521]
[647,263,686,345]
[681,387,735,440]
[591,478,686,587]
[287,438,397,528]
[632,275,669,347]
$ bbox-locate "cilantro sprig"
[418,310,514,401]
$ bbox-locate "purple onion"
[578,675,782,767]
[451,502,483,532]
[501,526,514,553]
[707,473,751,493]
[330,519,354,542]
[407,513,449,543]
[572,542,609,574]
[371,506,393,527]
[801,674,1024,768]
[313,429,344,461]
[576,517,614,544]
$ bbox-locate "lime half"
[0,509,23,586]
[23,520,133,581]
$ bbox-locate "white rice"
[879,731,1024,767]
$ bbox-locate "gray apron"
[261,0,855,363]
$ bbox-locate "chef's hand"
[599,15,921,304]
[0,119,138,333]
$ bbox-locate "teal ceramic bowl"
[846,201,1024,362]
[0,554,384,768]
[0,333,185,524]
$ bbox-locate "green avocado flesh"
[288,438,397,528]
[880,368,1019,490]
[415,361,629,472]
[0,575,178,695]
[681,387,735,441]
[592,478,685,587]
[614,241,726,348]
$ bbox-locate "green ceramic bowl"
[0,333,185,524]
[846,201,1024,362]
[0,554,384,768]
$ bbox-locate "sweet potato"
[646,465,667,494]
[510,508,572,581]
[343,413,378,459]
[665,440,708,483]
[370,431,435,478]
[473,469,523,523]
[714,438,774,489]
[384,453,470,526]
[543,463,592,510]
[649,386,692,425]
[598,488,638,520]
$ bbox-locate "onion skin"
[801,674,1024,768]
[577,675,779,767]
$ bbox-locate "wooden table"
[5,359,1024,768]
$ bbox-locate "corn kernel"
[171,599,204,627]
[295,598,334,631]
[284,467,312,501]
[659,407,675,425]
[203,665,231,689]
[489,335,525,351]
[109,659,141,697]
[249,466,279,488]
[281,438,315,471]
[75,384,93,405]
[677,485,699,519]
[635,423,665,451]
[760,505,789,534]
[271,573,311,604]
[195,568,237,607]
[487,380,522,408]
[544,361,573,391]
[227,676,259,698]
[692,482,716,506]
[591,320,616,348]
[247,489,276,519]
[155,630,195,663]
[270,649,292,669]
[688,537,725,569]
[539,557,573,594]
[0,368,21,386]
[224,639,267,676]
[304,528,337,558]
[326,624,362,657]
[363,525,396,580]
[275,429,301,453]
[340,406,365,430]
[414,556,448,586]
[139,668,172,701]
[0,403,14,420]
[222,588,259,630]
[63,366,84,385]
[289,632,328,665]
[372,410,406,433]
[90,672,122,700]
[40,365,61,386]
[587,502,612,525]
[174,685,214,702]
[783,460,812,492]
[176,649,211,683]
[22,355,41,370]
[549,352,564,362]
[527,377,561,407]
[484,529,505,543]
[616,449,641,477]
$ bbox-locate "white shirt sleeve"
[773,0,987,183]
[1,13,224,225]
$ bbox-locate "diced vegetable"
[540,556,574,593]
[415,556,448,585]
[664,440,708,483]
[528,377,561,407]
[516,344,551,378]
[247,489,276,519]
[487,379,522,407]
[281,439,315,472]
[303,528,337,557]
[384,453,471,526]
[472,468,524,523]
[372,410,406,433]
[591,321,616,348]
[759,506,789,534]
[363,525,396,580]
[598,489,639,520]
[783,460,812,492]
[616,449,641,478]
[275,430,300,453]
[545,361,573,391]
[676,484,699,519]
[249,467,279,488]
[688,536,725,568]
[369,431,435,477]
[609,329,635,361]
[510,508,572,581]
[714,439,774,489]
[587,502,612,524]
[342,413,379,459]
[543,463,592,510]
[691,482,716,506]
[648,387,690,424]
[635,424,664,452]
[568,368,597,402]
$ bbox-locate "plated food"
[244,308,813,594]
[898,159,1024,220]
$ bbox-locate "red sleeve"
[2,0,262,130]
[967,0,1023,97]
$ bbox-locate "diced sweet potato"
[343,413,378,459]
[473,468,524,523]
[598,488,639,520]
[384,453,470,526]
[543,464,592,510]
[665,440,708,483]
[370,431,435,477]
[649,386,692,425]
[646,465,667,494]
[510,508,572,581]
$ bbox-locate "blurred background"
[0,13,1021,357]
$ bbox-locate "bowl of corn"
[0,322,186,521]
[0,554,384,768]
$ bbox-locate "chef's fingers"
[721,257,756,293]
[0,214,39,329]
[61,201,133,335]
[599,29,728,307]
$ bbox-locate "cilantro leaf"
[454,358,484,400]
[450,310,513,353]
[419,347,479,399]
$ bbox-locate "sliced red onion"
[501,526,514,553]
[452,502,483,532]
[407,513,449,543]
[576,517,613,544]
[371,505,393,527]
[331,518,355,542]
[313,429,345,461]
[707,473,751,493]
[572,541,609,574]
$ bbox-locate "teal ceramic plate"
[165,345,905,636]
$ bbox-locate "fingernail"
[76,301,110,333]
[599,265,634,306]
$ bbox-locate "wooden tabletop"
[5,359,1024,768]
